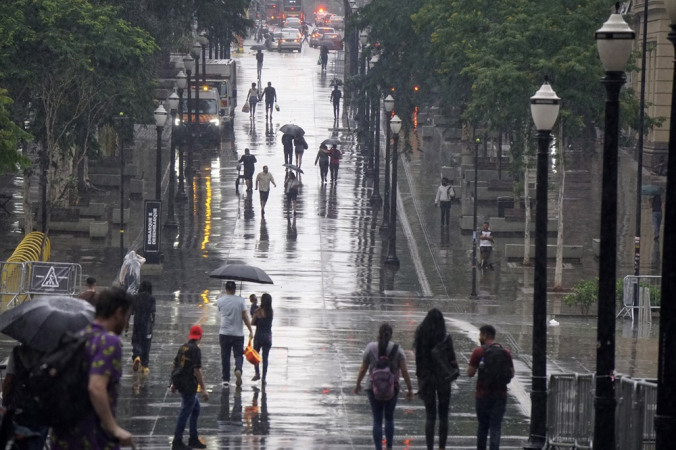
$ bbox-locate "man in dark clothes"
[263,82,277,119]
[330,85,342,120]
[78,276,100,306]
[256,50,264,80]
[282,134,294,165]
[238,148,257,192]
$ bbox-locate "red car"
[318,33,342,51]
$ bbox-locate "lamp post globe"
[168,92,180,113]
[183,56,194,73]
[369,54,379,70]
[390,115,402,134]
[191,42,202,60]
[176,70,187,90]
[359,31,368,46]
[384,95,394,113]
[530,77,560,131]
[595,7,635,73]
[198,32,209,47]
[154,104,168,127]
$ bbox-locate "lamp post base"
[176,191,188,202]
[379,221,390,237]
[370,193,382,205]
[384,255,400,267]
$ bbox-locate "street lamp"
[359,31,369,134]
[199,32,209,84]
[190,42,202,175]
[655,1,676,447]
[593,6,634,450]
[154,104,168,201]
[525,77,560,450]
[380,94,395,235]
[175,69,188,201]
[384,114,402,266]
[470,137,480,299]
[165,92,179,228]
[369,56,382,204]
[183,55,195,179]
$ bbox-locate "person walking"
[434,178,455,227]
[51,288,134,449]
[130,280,156,376]
[479,221,494,270]
[652,194,662,241]
[78,276,100,306]
[118,250,145,295]
[217,281,253,388]
[286,172,301,215]
[262,82,277,120]
[294,135,308,168]
[320,45,329,72]
[314,144,330,183]
[468,325,514,450]
[251,293,273,384]
[246,82,260,119]
[414,308,459,450]
[170,325,209,450]
[330,85,342,120]
[255,165,277,215]
[282,134,294,165]
[354,323,414,450]
[329,145,342,183]
[239,148,257,192]
[256,50,264,81]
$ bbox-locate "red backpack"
[370,344,399,401]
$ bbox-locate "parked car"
[318,33,343,51]
[278,31,302,52]
[310,27,336,48]
[327,15,344,30]
[284,17,301,28]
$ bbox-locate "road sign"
[144,200,162,263]
[29,263,74,294]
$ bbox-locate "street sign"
[29,263,75,294]
[144,200,162,263]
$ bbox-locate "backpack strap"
[387,344,399,371]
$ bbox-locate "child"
[250,294,259,317]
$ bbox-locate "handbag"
[317,57,322,66]
[242,103,250,113]
[244,338,261,366]
[275,103,280,112]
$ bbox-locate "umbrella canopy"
[642,185,663,196]
[321,138,341,147]
[209,264,274,284]
[282,163,305,174]
[280,124,305,138]
[0,296,95,351]
[251,44,266,51]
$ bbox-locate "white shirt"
[435,184,455,203]
[479,230,493,247]
[217,294,246,336]
[256,172,275,191]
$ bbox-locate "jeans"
[366,389,398,450]
[257,62,262,80]
[333,102,340,119]
[266,101,274,116]
[254,332,272,379]
[330,164,339,181]
[653,211,662,239]
[219,334,244,381]
[174,392,200,443]
[422,383,451,450]
[439,201,451,225]
[476,396,507,450]
[284,148,294,165]
[319,162,329,181]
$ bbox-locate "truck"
[180,85,223,146]
[203,59,238,132]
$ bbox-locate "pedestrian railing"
[547,373,657,449]
[617,275,661,323]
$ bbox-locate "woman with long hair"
[131,280,156,375]
[252,293,273,384]
[414,308,459,450]
[355,323,413,450]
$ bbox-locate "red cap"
[189,325,203,340]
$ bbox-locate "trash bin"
[497,197,514,218]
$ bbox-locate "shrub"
[564,279,598,315]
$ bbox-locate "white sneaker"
[222,381,230,388]
[235,370,242,387]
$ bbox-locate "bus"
[266,0,283,26]
[283,0,304,22]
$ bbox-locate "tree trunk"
[523,152,531,265]
[22,141,33,235]
[554,123,566,289]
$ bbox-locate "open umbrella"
[283,163,304,174]
[251,44,267,51]
[210,264,274,284]
[0,296,95,352]
[642,185,663,196]
[321,138,341,147]
[280,124,305,138]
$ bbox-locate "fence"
[1,232,50,304]
[547,373,658,450]
[617,275,661,323]
[332,50,345,78]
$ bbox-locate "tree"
[0,90,30,175]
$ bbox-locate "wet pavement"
[0,27,664,449]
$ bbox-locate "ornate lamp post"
[380,94,395,235]
[359,31,369,133]
[183,55,195,179]
[199,32,209,84]
[369,55,382,204]
[190,41,202,174]
[470,137,480,299]
[384,114,402,266]
[524,77,560,450]
[593,6,634,449]
[175,69,188,201]
[154,105,168,200]
[165,92,179,228]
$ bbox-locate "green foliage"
[0,90,31,174]
[616,278,661,308]
[564,278,598,315]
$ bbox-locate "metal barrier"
[616,377,657,450]
[617,275,661,323]
[1,232,50,304]
[547,373,594,449]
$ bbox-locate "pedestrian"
[467,324,514,450]
[251,293,273,384]
[329,145,342,182]
[170,325,209,450]
[78,276,100,306]
[282,133,294,165]
[249,294,258,317]
[257,27,263,43]
[294,135,308,168]
[315,144,330,183]
[245,82,260,119]
[131,280,156,376]
[330,85,342,120]
[239,148,257,192]
[286,172,301,215]
[255,165,276,216]
[262,82,277,120]
[652,194,662,241]
[118,250,145,295]
[51,288,134,449]
[354,323,414,450]
[414,308,459,450]
[320,45,329,72]
[3,344,47,450]
[479,221,494,270]
[301,24,309,44]
[217,281,253,388]
[434,177,455,227]
[256,50,264,80]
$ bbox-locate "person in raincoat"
[118,251,145,295]
[131,280,156,376]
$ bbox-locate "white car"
[328,15,344,30]
[278,31,302,52]
[284,17,301,28]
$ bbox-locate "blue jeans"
[174,393,200,443]
[219,334,244,381]
[476,396,507,450]
[653,211,662,239]
[366,389,398,450]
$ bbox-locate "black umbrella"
[282,163,305,174]
[0,296,95,351]
[280,124,305,138]
[251,44,267,51]
[209,264,274,284]
[321,138,341,147]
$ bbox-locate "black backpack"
[26,331,94,429]
[171,345,197,394]
[478,343,513,389]
[431,335,459,383]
